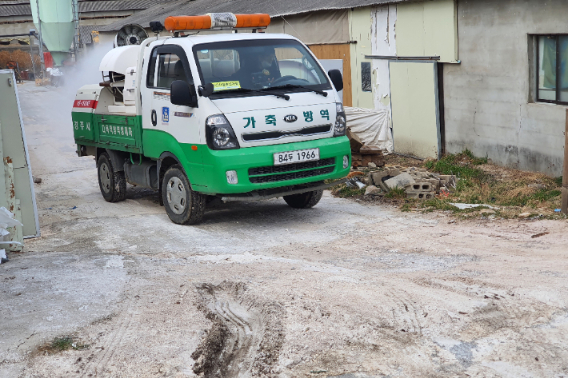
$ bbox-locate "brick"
[360,145,382,155]
[362,154,384,167]
[385,173,415,189]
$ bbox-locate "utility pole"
[28,30,36,77]
[562,109,568,214]
[35,0,45,78]
[71,0,80,62]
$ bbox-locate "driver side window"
[157,53,191,89]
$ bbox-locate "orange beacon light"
[164,13,270,32]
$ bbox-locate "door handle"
[151,110,157,126]
[100,117,107,122]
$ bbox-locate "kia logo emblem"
[284,114,298,123]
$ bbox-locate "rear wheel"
[162,165,206,224]
[283,190,323,209]
[98,152,126,202]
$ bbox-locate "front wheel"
[283,190,323,209]
[162,165,206,225]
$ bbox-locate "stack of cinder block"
[347,128,385,168]
[366,166,457,199]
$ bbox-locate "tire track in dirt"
[191,282,284,378]
[79,311,134,377]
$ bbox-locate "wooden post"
[562,109,568,214]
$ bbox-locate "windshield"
[193,38,332,96]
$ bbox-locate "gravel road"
[1,83,567,378]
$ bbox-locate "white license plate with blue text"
[274,148,320,166]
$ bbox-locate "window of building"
[536,35,568,104]
[361,62,372,92]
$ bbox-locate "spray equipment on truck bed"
[98,45,141,113]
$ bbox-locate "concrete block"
[386,168,402,177]
[409,182,434,192]
[385,173,415,189]
[406,191,435,200]
[370,172,390,192]
[365,185,382,196]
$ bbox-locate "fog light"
[226,170,238,184]
[343,155,349,169]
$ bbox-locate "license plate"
[274,148,320,166]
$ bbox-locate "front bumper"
[198,136,351,195]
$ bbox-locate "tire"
[283,190,323,209]
[98,152,126,202]
[162,165,206,225]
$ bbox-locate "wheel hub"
[100,162,111,193]
[166,177,187,215]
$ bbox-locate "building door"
[309,44,352,106]
[389,61,441,159]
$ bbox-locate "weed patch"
[36,336,89,355]
[385,187,406,199]
[332,150,565,219]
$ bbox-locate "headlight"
[206,114,240,150]
[334,103,346,137]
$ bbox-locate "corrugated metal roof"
[0,4,29,17]
[79,24,99,44]
[0,0,174,18]
[98,0,412,31]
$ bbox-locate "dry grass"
[0,49,41,71]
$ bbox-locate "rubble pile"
[347,128,384,168]
[364,166,457,199]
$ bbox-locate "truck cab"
[72,13,351,225]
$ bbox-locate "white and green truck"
[72,14,351,224]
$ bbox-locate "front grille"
[242,124,332,142]
[249,158,335,176]
[249,166,334,184]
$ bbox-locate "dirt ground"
[1,83,568,378]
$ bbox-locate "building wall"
[348,7,374,109]
[444,0,568,176]
[370,5,396,114]
[396,0,458,63]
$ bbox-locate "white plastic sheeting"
[0,207,23,263]
[345,106,393,152]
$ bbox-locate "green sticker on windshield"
[212,81,241,91]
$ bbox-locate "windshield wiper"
[212,87,289,101]
[264,84,328,97]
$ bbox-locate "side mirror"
[171,80,198,108]
[328,69,343,92]
[199,82,215,97]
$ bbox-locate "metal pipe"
[365,55,440,61]
[35,0,45,78]
[562,109,568,214]
[28,35,36,77]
